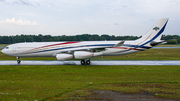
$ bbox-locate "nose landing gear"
[17,57,21,64]
[81,59,91,65]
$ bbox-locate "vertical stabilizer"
[133,18,169,47]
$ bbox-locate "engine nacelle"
[74,51,94,59]
[56,54,73,61]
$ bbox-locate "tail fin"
[134,18,169,47]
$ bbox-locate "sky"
[0,0,180,36]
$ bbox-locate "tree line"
[0,34,179,44]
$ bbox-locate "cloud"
[0,0,179,36]
[0,18,39,26]
[18,0,33,6]
[0,0,5,2]
[114,23,119,26]
[3,0,40,7]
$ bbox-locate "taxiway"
[0,60,180,65]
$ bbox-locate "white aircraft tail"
[124,18,169,48]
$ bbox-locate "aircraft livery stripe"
[22,44,116,54]
[25,41,85,53]
[111,47,144,51]
[22,45,146,55]
[34,41,81,49]
[115,47,145,54]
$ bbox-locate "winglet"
[114,41,125,47]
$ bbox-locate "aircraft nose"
[1,47,15,56]
[1,49,5,54]
[1,48,9,55]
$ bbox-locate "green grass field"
[157,44,180,47]
[0,65,180,100]
[0,45,180,100]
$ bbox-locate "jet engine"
[74,51,94,59]
[56,54,73,61]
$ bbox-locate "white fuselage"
[1,41,145,58]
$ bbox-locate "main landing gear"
[17,57,21,64]
[81,59,91,65]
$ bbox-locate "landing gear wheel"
[81,59,85,65]
[80,59,91,65]
[17,60,21,64]
[86,60,91,65]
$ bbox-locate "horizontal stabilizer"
[150,40,166,46]
[150,39,177,46]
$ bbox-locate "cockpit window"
[5,47,9,49]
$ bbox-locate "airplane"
[1,18,169,65]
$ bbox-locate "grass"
[157,44,180,47]
[0,65,179,100]
[0,44,9,47]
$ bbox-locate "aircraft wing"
[79,41,125,52]
[58,41,125,53]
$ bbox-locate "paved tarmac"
[0,60,180,65]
